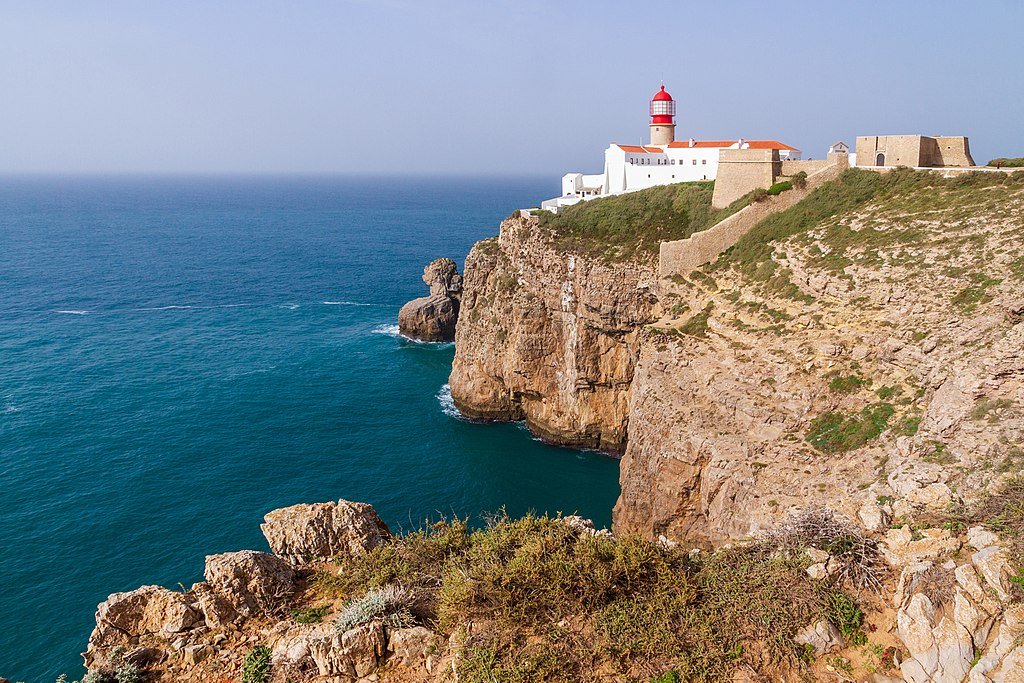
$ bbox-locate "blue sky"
[0,0,1021,174]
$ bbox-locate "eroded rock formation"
[449,215,659,453]
[261,498,391,565]
[398,257,463,341]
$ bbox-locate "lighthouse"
[649,84,676,145]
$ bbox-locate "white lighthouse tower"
[649,85,676,145]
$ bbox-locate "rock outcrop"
[79,499,447,683]
[449,215,659,453]
[398,258,463,341]
[261,498,391,565]
[203,550,296,618]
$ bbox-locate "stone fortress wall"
[856,135,975,168]
[710,149,781,209]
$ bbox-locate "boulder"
[89,585,200,648]
[398,295,459,341]
[388,626,443,669]
[308,621,387,678]
[881,526,960,566]
[261,499,391,565]
[203,550,296,618]
[794,620,843,656]
[398,258,463,342]
[191,581,238,629]
[561,515,613,539]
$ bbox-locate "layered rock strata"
[449,215,659,453]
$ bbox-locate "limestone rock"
[398,258,463,342]
[561,515,613,538]
[398,295,459,341]
[261,499,391,565]
[882,526,960,566]
[268,622,333,667]
[894,559,1002,683]
[308,621,386,678]
[191,581,238,629]
[967,525,1000,550]
[450,215,659,453]
[89,585,200,649]
[204,550,296,618]
[794,619,843,656]
[388,626,443,669]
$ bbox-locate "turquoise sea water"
[0,176,621,682]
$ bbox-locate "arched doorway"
[875,152,886,167]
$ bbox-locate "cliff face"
[616,170,1024,542]
[451,171,1024,545]
[449,214,659,453]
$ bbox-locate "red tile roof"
[664,139,800,151]
[616,144,666,154]
[746,140,800,151]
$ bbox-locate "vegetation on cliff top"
[716,167,1024,287]
[988,157,1024,168]
[307,511,872,682]
[538,181,753,262]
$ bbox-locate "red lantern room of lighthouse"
[649,84,676,146]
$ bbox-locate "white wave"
[372,323,455,347]
[436,383,463,419]
[3,403,20,414]
[54,309,89,315]
[322,300,375,307]
[136,305,194,311]
[279,303,300,310]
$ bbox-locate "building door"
[876,153,886,166]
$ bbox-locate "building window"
[670,159,675,165]
[702,159,707,165]
[692,159,697,165]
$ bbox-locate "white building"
[542,85,800,212]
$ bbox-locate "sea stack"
[398,258,462,342]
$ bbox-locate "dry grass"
[758,507,885,593]
[302,511,868,682]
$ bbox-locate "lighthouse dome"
[650,85,676,124]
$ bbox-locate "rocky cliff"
[616,169,1024,544]
[449,213,659,452]
[449,171,1024,547]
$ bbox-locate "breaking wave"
[436,383,463,419]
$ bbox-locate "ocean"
[0,176,621,682]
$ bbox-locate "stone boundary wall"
[659,156,849,278]
[781,158,831,176]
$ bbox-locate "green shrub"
[538,181,719,261]
[805,403,895,453]
[291,604,330,624]
[988,157,1024,168]
[767,181,793,196]
[792,171,808,189]
[828,373,868,394]
[678,303,714,338]
[241,645,272,683]
[319,511,845,682]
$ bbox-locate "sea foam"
[436,383,463,419]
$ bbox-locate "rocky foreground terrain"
[48,492,1024,683]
